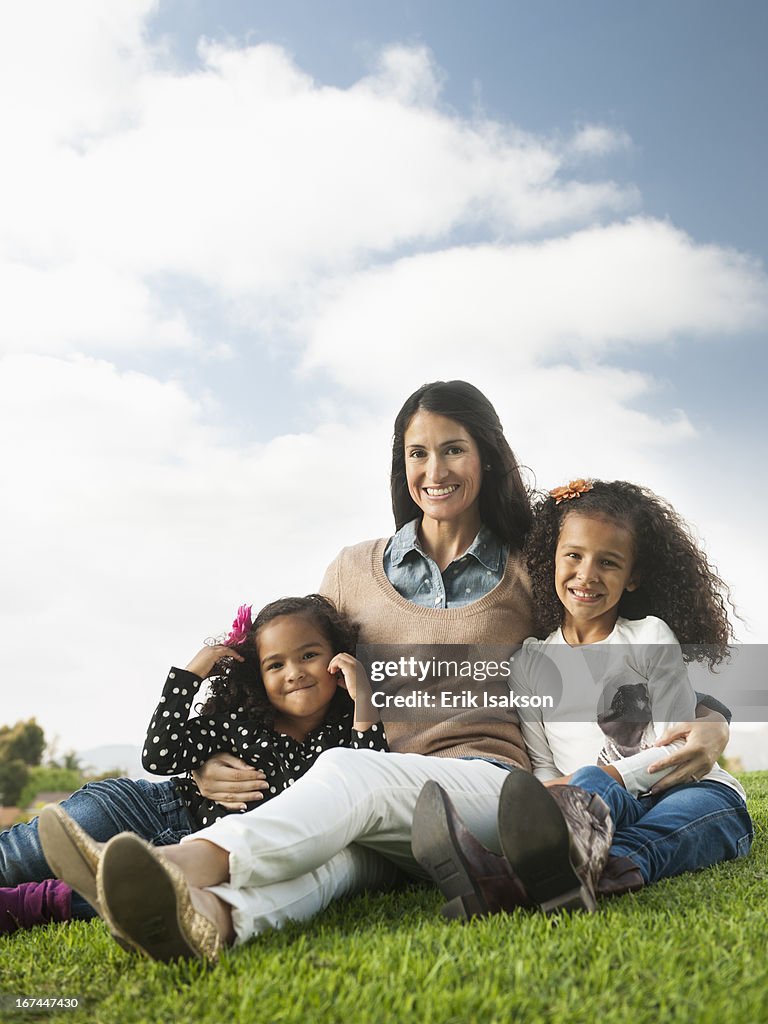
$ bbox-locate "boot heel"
[540,884,596,915]
[441,892,484,920]
[497,773,610,915]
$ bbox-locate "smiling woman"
[391,380,532,561]
[403,410,484,552]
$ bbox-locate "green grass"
[3,773,768,1024]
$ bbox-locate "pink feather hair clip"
[223,604,253,647]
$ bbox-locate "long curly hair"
[525,480,734,666]
[198,595,358,723]
[390,380,532,551]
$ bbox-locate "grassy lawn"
[2,772,767,1024]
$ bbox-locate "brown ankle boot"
[412,781,532,920]
[497,772,613,914]
[597,855,644,898]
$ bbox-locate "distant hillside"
[723,725,768,772]
[77,744,156,780]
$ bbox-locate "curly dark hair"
[198,595,358,724]
[390,380,532,551]
[525,480,734,666]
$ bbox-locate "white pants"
[191,748,512,944]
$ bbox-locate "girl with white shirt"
[413,478,752,919]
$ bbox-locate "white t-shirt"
[511,616,744,799]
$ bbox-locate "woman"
[40,381,729,959]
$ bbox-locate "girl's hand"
[647,711,729,792]
[328,652,362,700]
[192,753,268,810]
[328,653,378,732]
[185,644,244,680]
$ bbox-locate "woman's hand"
[328,653,378,732]
[192,753,268,810]
[543,775,572,787]
[648,710,729,793]
[185,644,244,680]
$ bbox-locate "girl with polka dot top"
[0,595,387,934]
[146,594,388,828]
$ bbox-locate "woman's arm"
[614,619,730,793]
[647,707,729,793]
[191,754,267,810]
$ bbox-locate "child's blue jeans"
[570,765,753,884]
[0,777,194,918]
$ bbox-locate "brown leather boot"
[411,781,532,920]
[497,772,613,914]
[597,855,644,898]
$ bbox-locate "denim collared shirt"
[383,519,508,608]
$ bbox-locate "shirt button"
[434,596,441,605]
[465,587,471,594]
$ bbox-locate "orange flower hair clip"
[549,479,593,504]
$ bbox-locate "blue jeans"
[570,765,753,885]
[0,778,194,919]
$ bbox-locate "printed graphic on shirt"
[596,682,654,763]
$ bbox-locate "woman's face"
[403,410,484,526]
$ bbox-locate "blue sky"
[150,0,767,247]
[148,0,768,438]
[1,0,766,757]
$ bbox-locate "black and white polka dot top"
[143,667,388,829]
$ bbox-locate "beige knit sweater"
[319,538,535,770]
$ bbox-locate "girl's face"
[554,512,638,643]
[256,613,339,734]
[403,410,483,528]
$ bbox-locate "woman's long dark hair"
[525,480,734,666]
[390,380,532,551]
[198,595,357,723]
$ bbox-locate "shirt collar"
[466,524,506,572]
[389,519,505,571]
[388,518,423,566]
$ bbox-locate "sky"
[1,0,766,762]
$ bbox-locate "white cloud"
[1,24,639,359]
[0,353,395,747]
[0,0,155,146]
[301,218,768,394]
[360,44,446,107]
[0,263,194,355]
[566,124,632,158]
